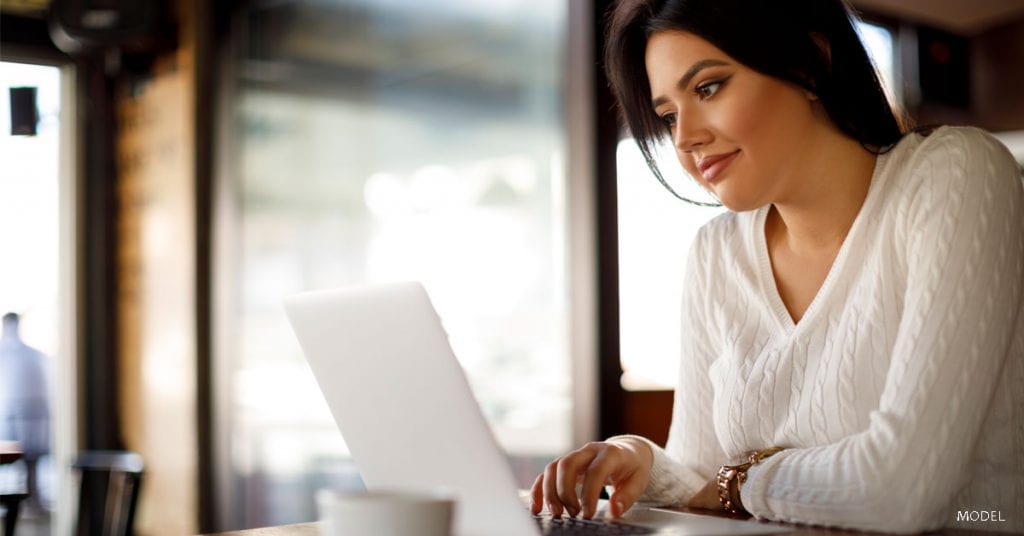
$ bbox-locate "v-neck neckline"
[752,154,887,338]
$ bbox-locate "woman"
[530,0,1024,532]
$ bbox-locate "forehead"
[645,30,731,88]
[646,30,721,58]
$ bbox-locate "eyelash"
[659,77,729,128]
[660,113,678,129]
[694,78,725,100]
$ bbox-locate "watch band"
[716,446,785,514]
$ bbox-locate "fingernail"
[615,500,625,516]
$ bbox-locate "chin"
[715,192,764,213]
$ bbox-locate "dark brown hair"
[604,0,906,203]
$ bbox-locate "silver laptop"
[284,281,789,536]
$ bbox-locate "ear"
[802,32,831,101]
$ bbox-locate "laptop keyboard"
[534,515,657,535]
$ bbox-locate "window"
[856,20,899,107]
[0,60,69,535]
[617,139,724,390]
[215,1,572,528]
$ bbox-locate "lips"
[696,150,740,183]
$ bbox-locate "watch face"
[717,466,743,513]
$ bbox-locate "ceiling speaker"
[47,0,166,56]
[9,87,39,136]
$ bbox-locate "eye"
[694,79,725,100]
[659,112,678,129]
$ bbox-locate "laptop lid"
[284,281,539,536]
[285,282,790,536]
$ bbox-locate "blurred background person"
[0,312,51,514]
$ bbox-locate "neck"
[768,129,877,257]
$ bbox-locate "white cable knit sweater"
[620,127,1024,533]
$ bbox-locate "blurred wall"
[971,17,1024,131]
[901,15,1024,131]
[116,0,199,533]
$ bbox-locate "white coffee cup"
[316,489,456,536]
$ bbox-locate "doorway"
[0,59,77,536]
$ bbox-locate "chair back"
[74,450,144,536]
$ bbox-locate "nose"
[673,108,711,153]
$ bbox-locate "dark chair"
[74,451,144,536]
[1,441,28,536]
[1,491,29,536]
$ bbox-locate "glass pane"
[617,139,725,390]
[0,61,62,532]
[855,21,898,106]
[220,0,569,528]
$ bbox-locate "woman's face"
[645,30,823,211]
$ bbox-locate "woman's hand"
[685,477,724,511]
[529,438,654,520]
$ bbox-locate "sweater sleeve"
[740,128,1024,533]
[608,223,728,506]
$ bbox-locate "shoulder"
[883,126,1022,215]
[913,125,1004,150]
[684,209,761,294]
[892,126,1019,186]
[693,209,749,249]
[690,209,751,264]
[919,126,1015,164]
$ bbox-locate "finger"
[543,461,564,517]
[607,469,648,519]
[556,446,599,517]
[530,474,544,515]
[578,450,617,519]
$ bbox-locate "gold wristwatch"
[716,446,785,514]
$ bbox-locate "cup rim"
[316,488,456,505]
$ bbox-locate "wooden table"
[202,508,995,535]
[204,522,320,536]
[0,440,22,465]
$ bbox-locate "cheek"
[712,82,812,169]
[717,86,781,143]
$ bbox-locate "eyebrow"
[651,58,730,108]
